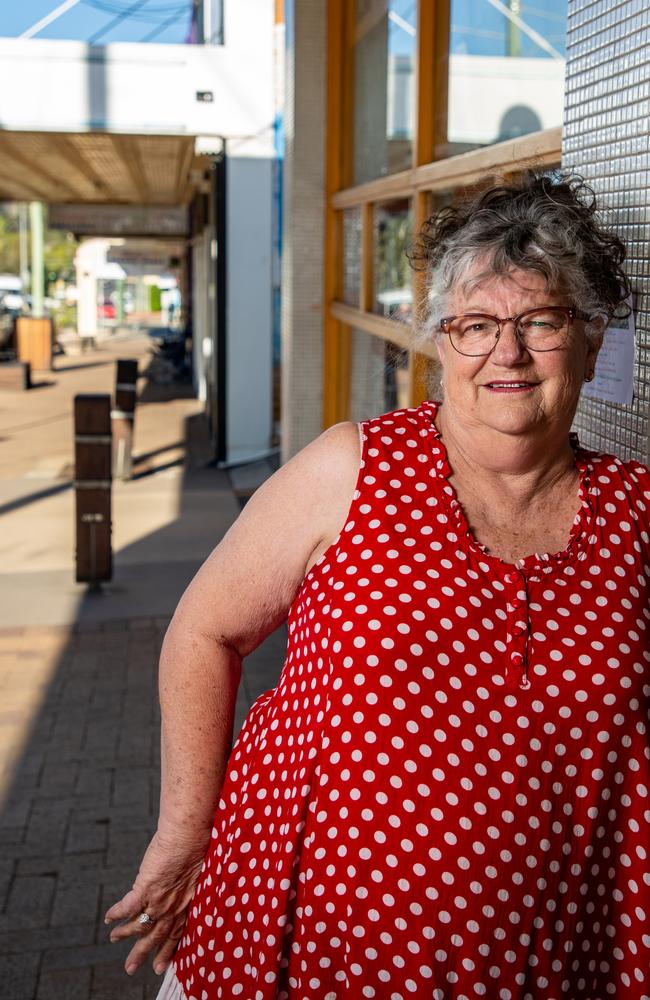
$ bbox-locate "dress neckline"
[418,399,595,576]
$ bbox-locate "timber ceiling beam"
[174,139,196,204]
[54,136,115,201]
[0,168,46,202]
[109,135,149,203]
[0,134,75,201]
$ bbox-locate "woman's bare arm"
[156,418,361,836]
[104,420,361,976]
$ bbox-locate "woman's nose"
[491,320,530,363]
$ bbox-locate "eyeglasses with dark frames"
[438,306,592,357]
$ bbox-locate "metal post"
[19,204,29,293]
[507,0,521,57]
[29,202,45,318]
[112,358,139,480]
[116,278,126,324]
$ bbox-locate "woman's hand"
[104,825,211,977]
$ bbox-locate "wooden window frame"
[324,0,563,425]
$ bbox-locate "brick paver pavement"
[0,616,286,1000]
[0,335,286,998]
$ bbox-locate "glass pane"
[0,2,223,45]
[353,1,417,184]
[342,208,362,307]
[373,199,412,318]
[349,328,410,421]
[446,0,568,156]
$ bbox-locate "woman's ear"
[584,315,606,377]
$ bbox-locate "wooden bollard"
[112,358,138,480]
[74,394,112,586]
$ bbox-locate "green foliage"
[0,209,20,275]
[0,204,78,289]
[376,210,412,296]
[45,229,78,284]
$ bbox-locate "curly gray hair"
[407,171,630,347]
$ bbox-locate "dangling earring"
[584,372,594,382]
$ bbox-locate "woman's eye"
[522,321,555,331]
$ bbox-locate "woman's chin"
[476,398,544,436]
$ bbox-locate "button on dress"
[160,400,650,1000]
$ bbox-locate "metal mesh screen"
[563,0,650,462]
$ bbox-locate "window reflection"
[349,329,410,421]
[446,0,567,156]
[353,1,417,184]
[343,208,363,307]
[373,199,412,319]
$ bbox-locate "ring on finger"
[137,912,155,926]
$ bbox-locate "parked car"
[0,292,25,350]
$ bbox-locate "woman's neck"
[436,402,577,508]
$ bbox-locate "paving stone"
[37,966,92,1000]
[24,804,68,856]
[0,858,15,911]
[38,761,80,795]
[74,801,153,832]
[90,982,145,999]
[65,819,109,855]
[0,923,94,956]
[0,874,56,931]
[41,940,128,971]
[0,951,40,1000]
[50,878,100,928]
[75,767,113,800]
[105,827,154,871]
[11,750,45,783]
[0,826,24,847]
[98,954,164,996]
[17,851,106,879]
[0,796,31,830]
[129,617,157,630]
[111,768,152,808]
[82,726,118,758]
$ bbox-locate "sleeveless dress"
[158,400,650,1000]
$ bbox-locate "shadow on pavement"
[0,404,286,999]
[0,482,73,518]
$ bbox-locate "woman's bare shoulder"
[301,421,362,573]
[173,420,364,658]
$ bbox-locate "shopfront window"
[343,207,362,307]
[353,1,418,184]
[446,0,567,156]
[373,199,412,319]
[349,329,410,421]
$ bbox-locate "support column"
[29,202,45,317]
[281,0,328,461]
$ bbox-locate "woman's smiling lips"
[483,380,540,393]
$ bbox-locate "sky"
[1,0,567,56]
[0,0,195,46]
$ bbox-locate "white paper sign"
[583,297,635,405]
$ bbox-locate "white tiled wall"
[564,0,650,462]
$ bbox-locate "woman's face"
[435,267,603,440]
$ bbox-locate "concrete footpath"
[0,336,285,999]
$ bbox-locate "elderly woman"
[106,172,650,999]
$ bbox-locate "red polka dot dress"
[160,400,650,1000]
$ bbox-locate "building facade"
[281,0,649,465]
